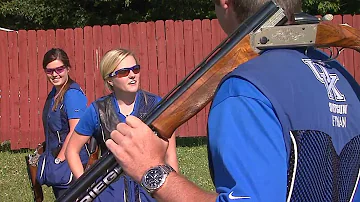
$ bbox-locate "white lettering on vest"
[332,115,347,128]
[329,103,348,115]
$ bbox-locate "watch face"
[143,167,165,190]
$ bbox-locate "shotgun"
[57,1,360,201]
[26,142,45,202]
[85,137,100,171]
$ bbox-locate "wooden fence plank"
[342,15,355,77]
[183,20,197,137]
[100,25,112,98]
[146,22,159,95]
[102,25,112,56]
[46,30,56,92]
[28,30,39,148]
[139,22,150,91]
[211,19,222,50]
[55,29,66,50]
[8,32,20,149]
[0,31,10,143]
[18,30,30,148]
[84,26,95,103]
[65,29,76,80]
[174,20,188,137]
[74,28,85,93]
[120,24,130,50]
[129,23,140,57]
[37,30,47,146]
[155,20,168,98]
[165,20,176,93]
[111,25,121,49]
[202,19,212,57]
[174,21,185,87]
[93,25,105,100]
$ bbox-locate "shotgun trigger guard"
[305,47,345,63]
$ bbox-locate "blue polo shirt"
[75,92,161,136]
[63,89,88,119]
[48,87,87,119]
[208,78,288,202]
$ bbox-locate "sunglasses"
[109,65,140,78]
[44,65,67,75]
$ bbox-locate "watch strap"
[161,164,175,174]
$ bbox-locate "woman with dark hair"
[36,48,89,199]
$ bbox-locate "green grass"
[0,138,214,201]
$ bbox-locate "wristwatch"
[141,164,175,195]
[54,157,63,164]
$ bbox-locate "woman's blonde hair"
[100,48,138,91]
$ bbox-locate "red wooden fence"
[1,15,360,150]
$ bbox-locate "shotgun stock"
[85,137,100,171]
[26,142,45,202]
[315,23,360,52]
[57,1,360,201]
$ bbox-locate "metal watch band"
[161,164,175,174]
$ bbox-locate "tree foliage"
[0,0,359,30]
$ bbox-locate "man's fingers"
[115,122,132,136]
[105,139,121,157]
[110,129,127,144]
[105,139,116,150]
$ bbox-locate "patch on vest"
[303,59,348,128]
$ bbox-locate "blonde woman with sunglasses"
[66,48,178,202]
[35,48,89,199]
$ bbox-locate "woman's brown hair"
[43,48,74,111]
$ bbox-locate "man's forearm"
[153,172,218,202]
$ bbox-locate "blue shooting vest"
[92,90,159,202]
[36,82,89,188]
[220,48,360,201]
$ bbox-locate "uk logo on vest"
[303,59,347,128]
[302,59,346,102]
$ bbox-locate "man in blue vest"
[106,0,360,201]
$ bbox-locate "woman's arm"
[66,131,91,179]
[57,118,79,161]
[60,88,88,161]
[165,133,179,172]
